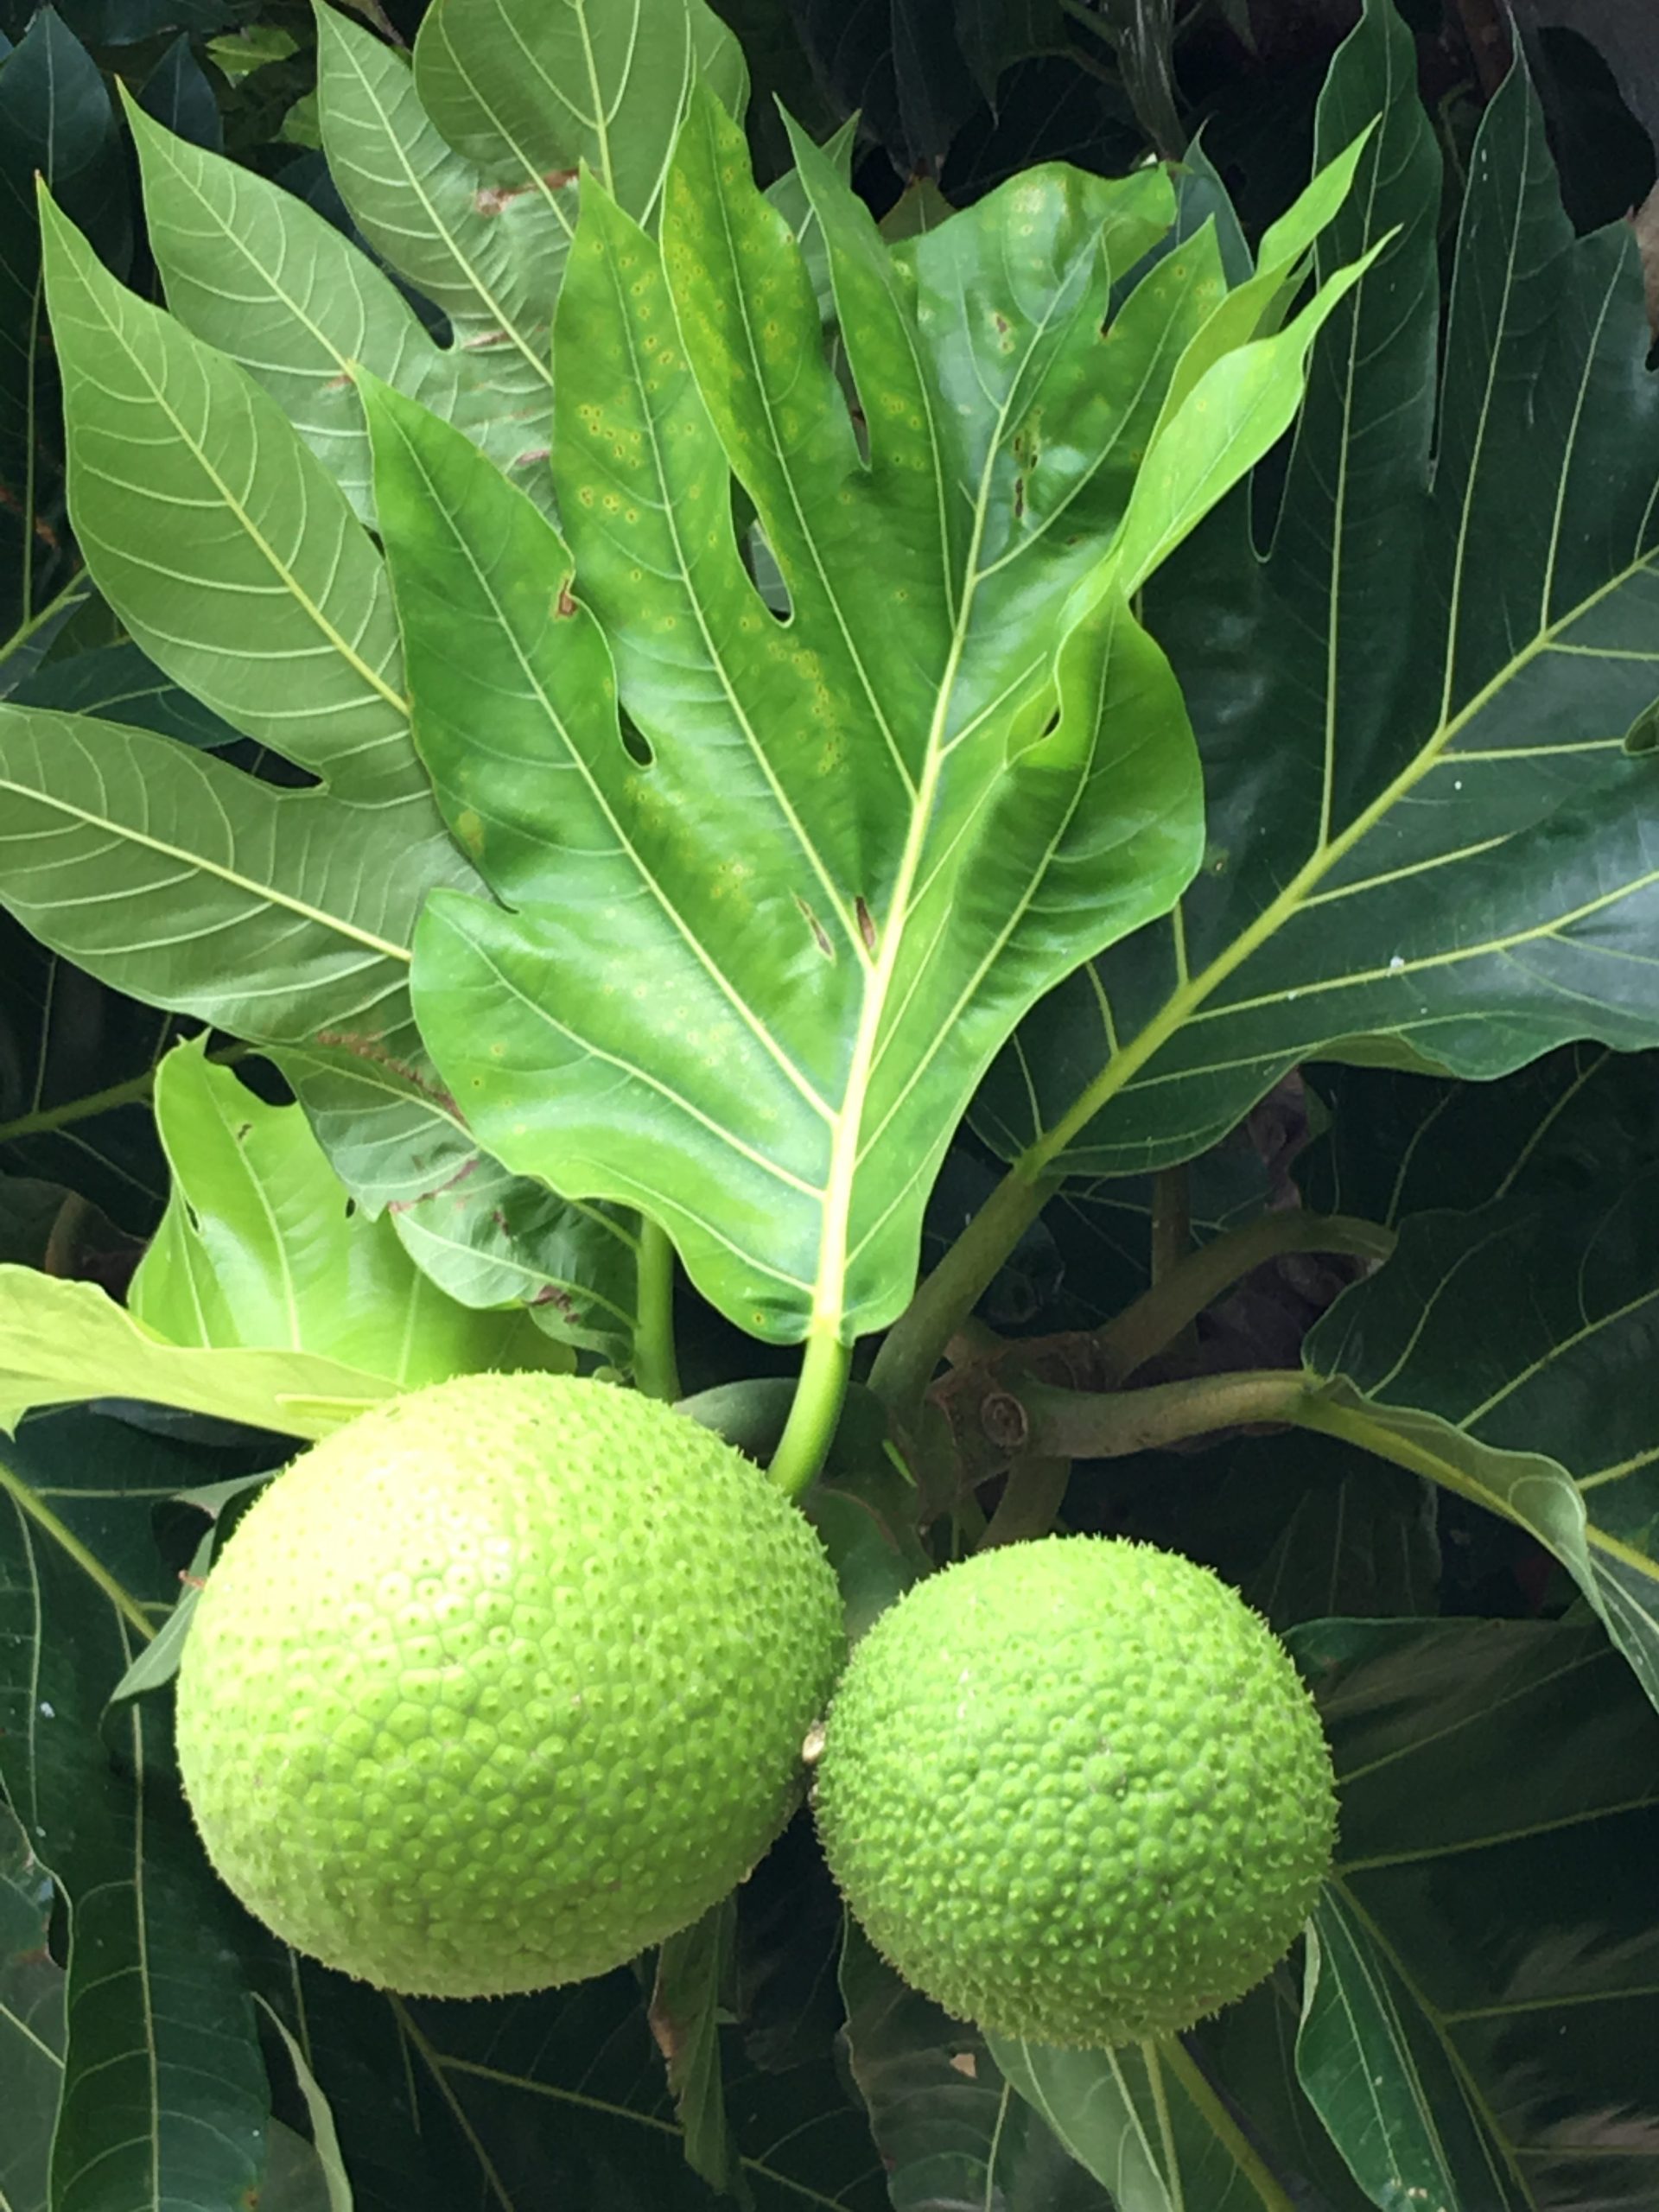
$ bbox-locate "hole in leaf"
[619,709,653,768]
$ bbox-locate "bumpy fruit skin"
[813,1536,1336,2046]
[175,1372,844,1998]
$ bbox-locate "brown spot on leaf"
[795,893,835,959]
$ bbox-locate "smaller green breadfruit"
[813,1536,1336,2046]
[175,1372,844,1998]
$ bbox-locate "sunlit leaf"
[378,88,1365,1344]
[411,0,747,227]
[0,196,637,1349]
[130,1035,570,1382]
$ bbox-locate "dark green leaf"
[651,1899,750,2204]
[0,10,124,667]
[0,1414,270,2212]
[1300,1044,1659,1225]
[986,0,1659,1184]
[1303,1173,1659,1705]
[1295,1617,1659,2210]
[138,32,223,152]
[0,1797,63,2212]
[989,2032,1300,2210]
[14,639,240,749]
[840,1924,1114,2211]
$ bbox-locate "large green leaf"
[981,0,1659,1182]
[411,0,747,227]
[1301,1172,1659,1707]
[0,194,638,1350]
[378,86,1367,1345]
[1294,1618,1659,2210]
[126,92,462,523]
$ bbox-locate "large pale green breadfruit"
[813,1535,1336,2046]
[176,1371,844,1997]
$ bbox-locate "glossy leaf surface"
[1304,1173,1659,1707]
[385,89,1365,1341]
[1296,1618,1659,2210]
[983,0,1659,1183]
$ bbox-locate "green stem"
[1019,1369,1309,1459]
[632,1218,681,1403]
[1155,2036,1297,2212]
[1149,1163,1192,1284]
[869,1165,1058,1422]
[0,573,88,672]
[768,1323,851,1502]
[0,1452,156,1643]
[1142,2038,1185,2212]
[0,1038,253,1146]
[1095,1212,1395,1385]
[977,1452,1071,1548]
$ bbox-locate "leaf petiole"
[768,1324,851,1502]
[632,1217,681,1404]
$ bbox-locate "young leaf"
[129,1036,571,1386]
[372,87,1364,1348]
[0,1269,395,1437]
[983,0,1659,1182]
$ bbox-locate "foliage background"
[1,1,1657,2209]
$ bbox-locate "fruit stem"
[632,1217,681,1402]
[768,1321,850,1501]
[976,1452,1071,1548]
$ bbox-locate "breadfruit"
[175,1371,844,1997]
[812,1535,1336,2045]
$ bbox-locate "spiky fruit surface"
[813,1536,1336,2046]
[175,1372,844,1998]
